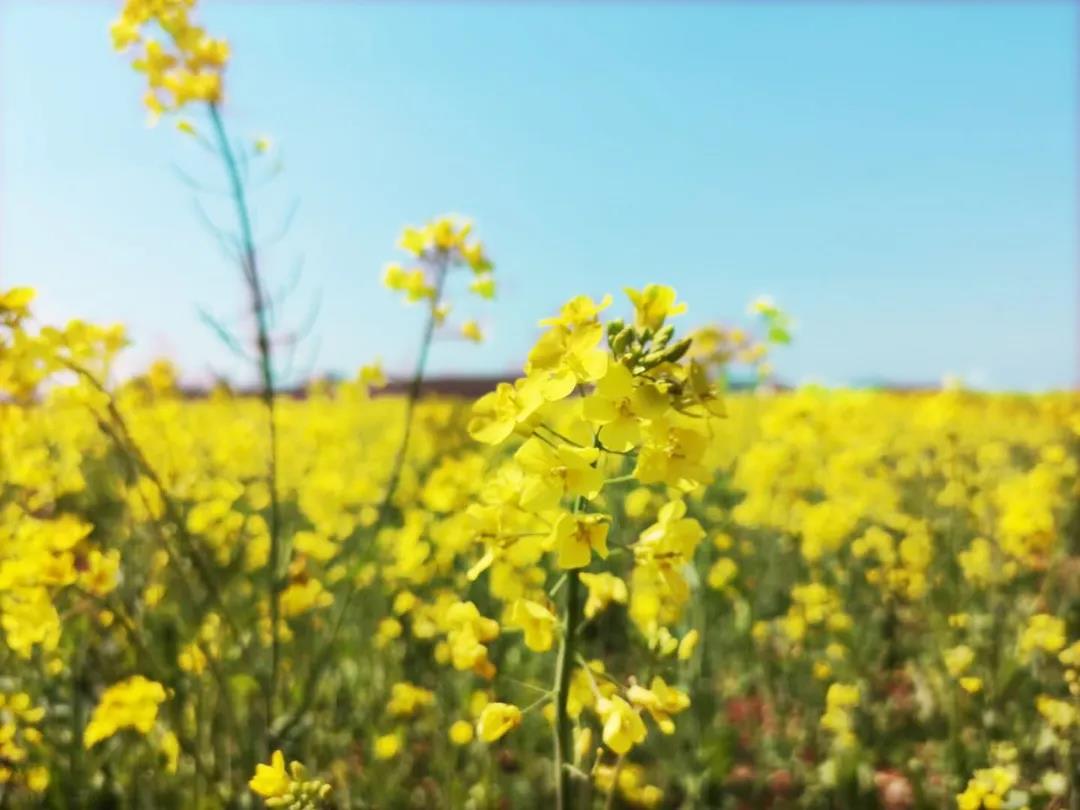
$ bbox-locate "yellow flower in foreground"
[508,598,558,652]
[249,750,289,798]
[597,695,647,754]
[468,377,544,445]
[550,513,610,570]
[625,284,686,331]
[477,702,522,742]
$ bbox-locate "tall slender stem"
[207,101,283,743]
[553,494,584,810]
[380,254,450,513]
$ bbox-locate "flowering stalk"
[462,286,716,806]
[207,101,284,741]
[554,490,591,809]
[380,253,450,516]
[273,219,492,747]
[553,568,582,810]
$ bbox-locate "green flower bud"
[653,324,675,349]
[611,327,635,355]
[662,337,692,364]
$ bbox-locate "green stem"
[380,254,450,514]
[603,754,626,810]
[69,622,87,810]
[554,568,582,810]
[207,101,282,745]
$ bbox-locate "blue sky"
[1,1,1075,390]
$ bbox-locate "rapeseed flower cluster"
[111,0,229,122]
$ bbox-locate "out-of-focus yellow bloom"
[373,732,403,760]
[820,682,860,749]
[1020,613,1066,660]
[387,682,435,718]
[449,719,474,745]
[596,695,647,754]
[477,702,521,742]
[581,572,628,619]
[83,676,166,748]
[627,676,690,734]
[249,750,331,805]
[677,629,699,661]
[944,645,975,678]
[959,677,983,694]
[508,598,558,652]
[470,275,495,299]
[112,0,228,117]
[1036,695,1075,729]
[249,751,290,797]
[707,557,738,590]
[957,766,1016,810]
[280,578,333,618]
[461,320,484,342]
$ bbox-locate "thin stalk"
[603,755,626,810]
[69,620,87,810]
[380,254,450,514]
[553,569,581,810]
[208,101,283,738]
[554,491,586,810]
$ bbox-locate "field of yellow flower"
[0,1,1077,808]
[3,277,1078,808]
